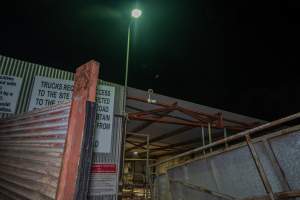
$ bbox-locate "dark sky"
[1,0,300,121]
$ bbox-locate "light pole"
[121,8,142,196]
[123,8,142,114]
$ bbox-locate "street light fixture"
[123,8,142,114]
[131,9,142,18]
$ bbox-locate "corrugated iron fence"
[0,55,124,199]
[0,102,71,199]
[0,55,74,119]
[154,121,300,200]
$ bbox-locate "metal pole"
[208,123,212,152]
[201,126,206,155]
[120,22,131,197]
[224,128,228,148]
[146,134,150,199]
[123,22,131,114]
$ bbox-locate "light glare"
[131,9,142,18]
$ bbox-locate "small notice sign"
[0,75,23,114]
[28,76,73,111]
[89,163,118,196]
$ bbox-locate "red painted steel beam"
[129,115,245,131]
[127,105,204,124]
[128,96,219,121]
[130,105,177,117]
[56,60,99,200]
[128,96,257,130]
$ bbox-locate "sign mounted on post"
[0,75,23,114]
[28,76,74,111]
[89,164,118,196]
[94,85,115,153]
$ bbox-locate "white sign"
[94,85,115,153]
[89,164,117,196]
[28,76,73,111]
[29,76,115,153]
[0,75,23,114]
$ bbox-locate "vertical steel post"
[245,134,276,200]
[201,126,206,155]
[146,134,150,199]
[224,128,228,148]
[208,123,212,152]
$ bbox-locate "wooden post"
[56,60,99,200]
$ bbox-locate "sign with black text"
[29,76,116,153]
[89,164,117,196]
[94,85,115,153]
[0,75,23,114]
[28,76,73,111]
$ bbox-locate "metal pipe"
[241,190,300,200]
[120,21,132,197]
[224,128,228,148]
[150,112,300,167]
[169,179,237,200]
[123,22,131,114]
[146,134,150,199]
[201,126,205,155]
[127,132,149,137]
[208,123,212,152]
[120,116,128,194]
[125,158,156,161]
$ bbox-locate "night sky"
[1,0,300,121]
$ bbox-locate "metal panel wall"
[0,102,71,199]
[156,128,300,200]
[0,55,74,118]
[153,174,172,200]
[0,55,124,199]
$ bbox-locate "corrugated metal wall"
[0,102,71,199]
[0,55,74,119]
[155,127,300,200]
[0,55,124,199]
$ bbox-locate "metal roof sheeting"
[0,102,71,199]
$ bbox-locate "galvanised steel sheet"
[0,102,71,199]
[270,131,300,190]
[154,174,172,200]
[161,127,300,200]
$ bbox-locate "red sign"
[91,164,117,173]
